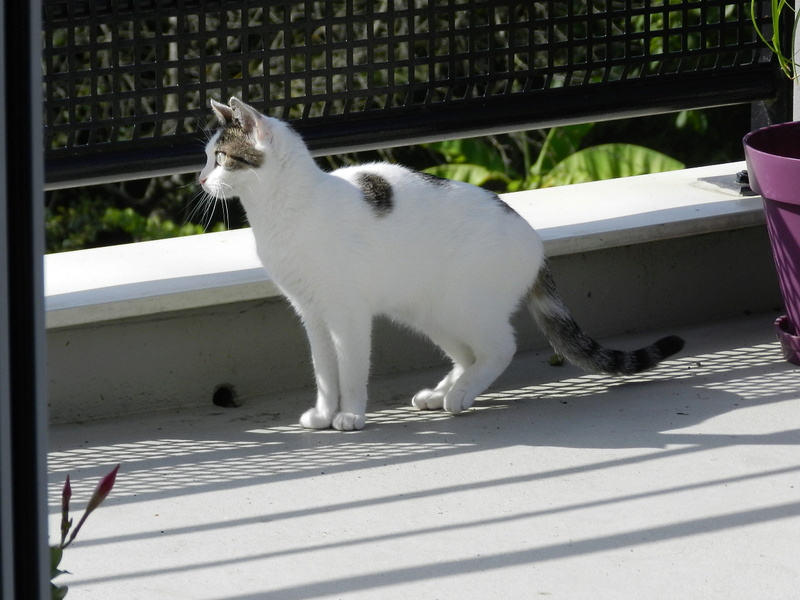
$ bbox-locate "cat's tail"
[526,263,684,376]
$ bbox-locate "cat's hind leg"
[443,324,516,414]
[412,335,472,411]
[412,364,464,410]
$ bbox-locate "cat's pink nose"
[199,177,207,185]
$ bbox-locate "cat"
[199,97,684,431]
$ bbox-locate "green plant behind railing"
[423,124,684,192]
[43,2,742,251]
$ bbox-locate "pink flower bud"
[84,464,119,514]
[63,465,120,548]
[59,475,73,547]
[61,475,72,510]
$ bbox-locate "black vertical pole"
[0,8,12,585]
[1,0,49,598]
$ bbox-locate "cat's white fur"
[199,97,682,431]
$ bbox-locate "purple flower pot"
[775,316,800,365]
[744,121,800,366]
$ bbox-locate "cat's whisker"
[211,187,231,224]
[220,197,231,230]
[184,181,230,233]
[248,167,263,186]
[212,198,225,230]
[182,190,208,227]
[200,195,217,231]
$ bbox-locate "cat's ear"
[210,99,234,126]
[228,97,269,142]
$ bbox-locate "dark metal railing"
[42,0,782,188]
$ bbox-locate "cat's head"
[199,98,273,200]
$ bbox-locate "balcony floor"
[48,313,800,600]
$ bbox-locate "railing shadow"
[47,330,800,598]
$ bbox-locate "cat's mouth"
[199,175,231,200]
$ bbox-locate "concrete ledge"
[44,162,761,330]
[512,161,762,256]
[45,228,276,329]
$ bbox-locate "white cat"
[199,97,684,431]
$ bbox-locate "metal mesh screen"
[43,1,777,187]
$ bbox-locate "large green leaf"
[540,143,684,187]
[423,164,509,187]
[531,123,596,177]
[426,138,510,173]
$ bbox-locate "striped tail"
[527,263,684,376]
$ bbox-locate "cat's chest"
[249,217,335,289]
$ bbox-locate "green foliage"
[50,545,68,599]
[531,123,595,180]
[538,142,684,187]
[675,109,709,134]
[45,174,235,253]
[424,123,684,193]
[423,138,514,188]
[46,197,225,253]
[102,207,225,241]
[750,0,799,80]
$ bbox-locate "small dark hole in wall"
[213,385,239,408]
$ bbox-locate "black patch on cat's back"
[356,172,394,216]
[416,171,452,187]
[487,190,520,216]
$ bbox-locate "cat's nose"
[199,176,207,185]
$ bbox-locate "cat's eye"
[215,151,227,166]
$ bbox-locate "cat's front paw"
[299,408,333,430]
[412,389,445,410]
[332,412,365,431]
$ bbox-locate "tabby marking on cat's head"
[199,98,270,206]
[214,125,265,171]
[209,98,265,171]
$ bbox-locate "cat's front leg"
[298,313,340,430]
[327,313,371,431]
[300,406,335,430]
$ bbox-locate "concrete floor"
[48,313,800,599]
